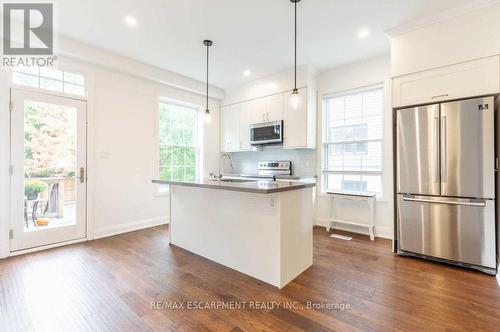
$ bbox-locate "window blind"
[322,86,384,195]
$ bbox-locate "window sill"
[317,192,391,203]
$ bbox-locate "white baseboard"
[497,261,500,288]
[316,218,393,240]
[93,217,169,240]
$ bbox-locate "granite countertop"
[152,178,315,194]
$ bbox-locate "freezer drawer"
[397,194,496,269]
[397,104,440,196]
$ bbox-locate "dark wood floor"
[1,226,499,331]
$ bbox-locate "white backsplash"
[224,146,318,176]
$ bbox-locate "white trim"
[9,237,87,257]
[316,218,393,240]
[497,261,500,287]
[385,0,500,38]
[322,83,384,99]
[93,217,168,240]
[320,84,385,197]
[0,70,11,258]
[155,97,204,195]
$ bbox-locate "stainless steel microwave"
[250,121,283,145]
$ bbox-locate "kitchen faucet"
[216,153,234,178]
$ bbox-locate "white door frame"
[9,88,88,252]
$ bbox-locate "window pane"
[40,67,63,80]
[64,83,85,96]
[14,66,39,75]
[184,148,196,167]
[158,100,200,185]
[323,86,384,195]
[172,147,184,166]
[159,146,172,167]
[173,167,184,181]
[12,68,86,97]
[64,72,85,85]
[160,167,172,181]
[13,72,38,88]
[185,167,196,181]
[40,78,63,92]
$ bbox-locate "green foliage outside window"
[159,101,199,182]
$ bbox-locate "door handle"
[402,196,486,207]
[434,116,440,182]
[79,167,85,183]
[441,116,447,183]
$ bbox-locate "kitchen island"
[152,178,315,288]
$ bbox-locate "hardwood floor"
[1,226,499,332]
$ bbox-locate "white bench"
[326,191,376,241]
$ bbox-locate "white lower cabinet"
[392,55,500,108]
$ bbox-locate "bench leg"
[369,226,375,241]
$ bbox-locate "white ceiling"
[57,0,474,89]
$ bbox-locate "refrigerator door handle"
[402,196,486,207]
[434,116,440,182]
[441,116,447,183]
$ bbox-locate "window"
[158,99,202,187]
[322,86,384,196]
[12,67,86,97]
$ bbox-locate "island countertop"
[152,178,315,194]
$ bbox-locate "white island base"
[169,185,314,289]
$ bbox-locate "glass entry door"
[10,88,87,251]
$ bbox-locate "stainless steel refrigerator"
[396,96,497,274]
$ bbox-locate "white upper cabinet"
[221,87,316,152]
[265,94,284,122]
[247,95,282,124]
[392,55,500,108]
[246,98,267,124]
[238,103,252,151]
[220,105,240,152]
[283,87,316,149]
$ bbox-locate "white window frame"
[10,66,87,99]
[155,97,204,195]
[320,84,386,198]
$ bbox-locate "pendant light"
[289,0,301,110]
[203,39,213,115]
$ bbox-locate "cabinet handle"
[431,94,449,99]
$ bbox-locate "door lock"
[79,167,85,183]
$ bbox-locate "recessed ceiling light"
[243,70,251,77]
[357,28,371,39]
[124,15,138,27]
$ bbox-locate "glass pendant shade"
[289,89,301,110]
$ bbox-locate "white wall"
[315,55,393,239]
[0,43,221,257]
[390,2,500,76]
[222,66,316,106]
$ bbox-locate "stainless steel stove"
[257,161,292,177]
